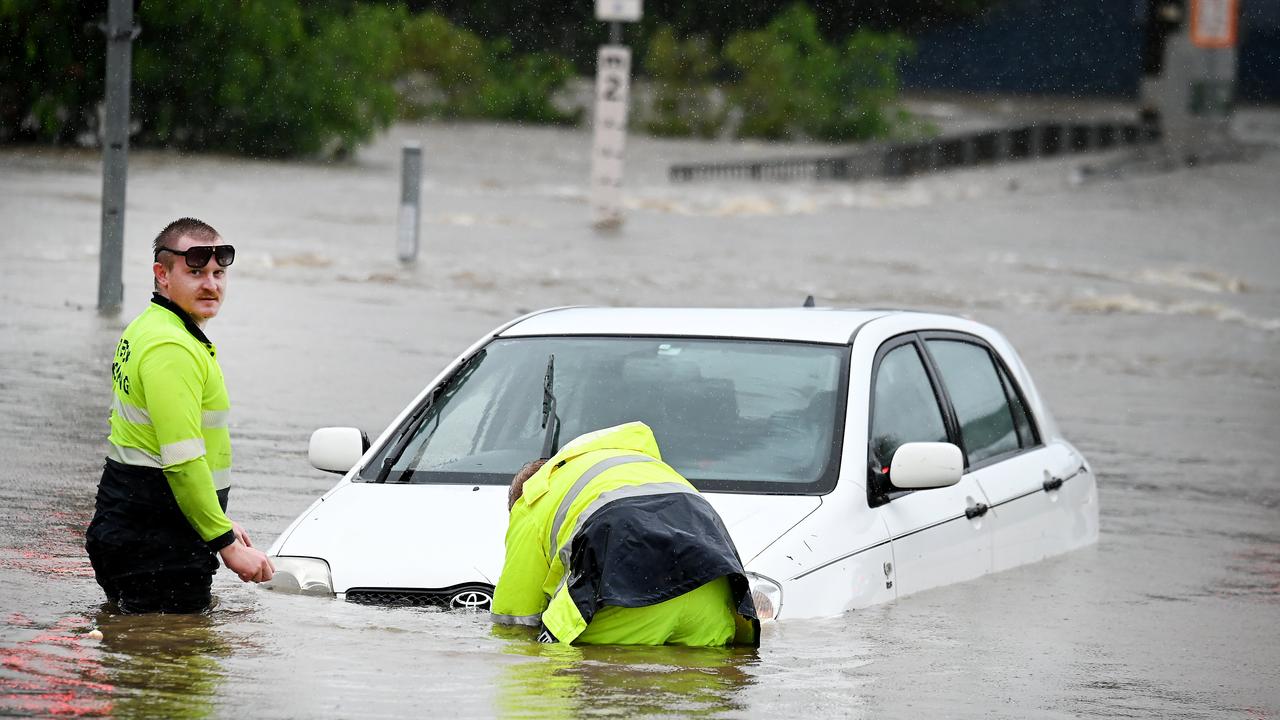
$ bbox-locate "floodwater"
[1,113,1278,718]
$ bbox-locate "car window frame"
[917,331,1043,473]
[866,332,961,507]
[996,355,1038,449]
[866,330,1046,507]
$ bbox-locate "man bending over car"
[490,421,759,646]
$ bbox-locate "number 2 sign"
[590,45,631,227]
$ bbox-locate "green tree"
[0,0,104,143]
[399,12,576,124]
[132,0,402,157]
[642,26,722,137]
[821,29,916,141]
[724,4,913,141]
[399,11,491,117]
[402,0,996,66]
[477,46,577,124]
[1,0,402,156]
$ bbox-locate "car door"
[867,336,994,598]
[921,334,1088,572]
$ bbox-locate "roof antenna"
[802,295,815,308]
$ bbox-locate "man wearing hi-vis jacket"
[490,421,759,646]
[85,218,273,613]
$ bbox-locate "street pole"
[398,142,423,263]
[98,0,137,315]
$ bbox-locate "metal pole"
[610,21,621,45]
[398,142,423,263]
[98,0,135,314]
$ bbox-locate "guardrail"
[669,119,1160,183]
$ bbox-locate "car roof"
[497,306,906,344]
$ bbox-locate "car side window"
[870,343,948,467]
[996,361,1037,447]
[926,340,1019,465]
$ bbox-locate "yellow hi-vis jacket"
[490,422,759,646]
[106,294,234,549]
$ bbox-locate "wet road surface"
[1,117,1278,717]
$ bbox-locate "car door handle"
[965,502,989,519]
[1043,476,1064,492]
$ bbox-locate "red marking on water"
[1239,546,1280,595]
[0,547,94,578]
[0,691,112,717]
[0,615,114,717]
[1212,544,1280,602]
[0,504,98,579]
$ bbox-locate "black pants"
[86,459,223,614]
[94,567,213,614]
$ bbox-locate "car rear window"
[362,336,848,494]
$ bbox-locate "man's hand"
[231,520,253,548]
[219,539,274,583]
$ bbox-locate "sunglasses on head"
[156,244,235,268]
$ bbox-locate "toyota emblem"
[449,589,493,610]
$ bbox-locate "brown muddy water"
[1,119,1278,718]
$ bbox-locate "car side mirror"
[309,427,370,474]
[889,442,963,490]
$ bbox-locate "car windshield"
[361,336,848,494]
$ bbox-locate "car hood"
[274,483,821,592]
[702,492,822,565]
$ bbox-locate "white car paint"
[267,307,1099,619]
[272,482,821,594]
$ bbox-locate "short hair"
[508,459,548,511]
[153,218,220,267]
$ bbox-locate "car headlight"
[263,556,333,596]
[746,572,783,622]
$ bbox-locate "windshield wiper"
[540,354,561,460]
[372,350,485,483]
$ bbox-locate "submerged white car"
[266,307,1098,620]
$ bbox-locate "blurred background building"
[901,0,1279,103]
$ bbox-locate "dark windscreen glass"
[362,337,848,493]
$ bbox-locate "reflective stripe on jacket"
[106,294,233,547]
[490,422,759,646]
[85,459,227,577]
